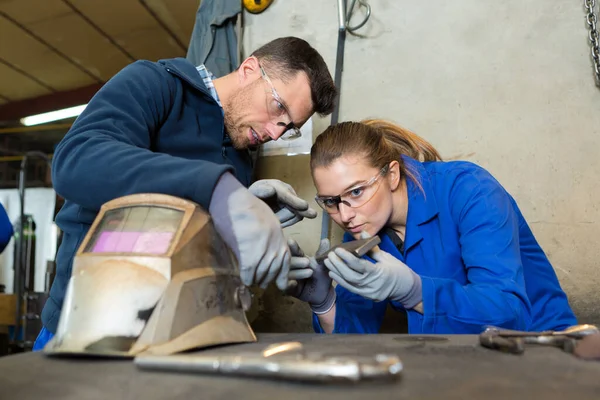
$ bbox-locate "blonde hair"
[310,119,441,187]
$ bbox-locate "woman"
[287,119,577,334]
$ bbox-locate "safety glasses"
[315,166,389,214]
[259,65,302,141]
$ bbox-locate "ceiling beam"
[0,83,103,123]
[139,0,187,52]
[0,10,103,83]
[0,56,57,93]
[61,0,136,62]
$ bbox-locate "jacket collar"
[158,57,214,98]
[401,155,439,253]
[158,57,240,148]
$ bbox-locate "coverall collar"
[402,155,440,253]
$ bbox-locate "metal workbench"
[0,333,598,399]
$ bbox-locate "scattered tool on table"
[479,324,599,356]
[135,340,403,383]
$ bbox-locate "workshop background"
[0,0,598,341]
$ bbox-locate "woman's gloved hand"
[248,179,318,228]
[285,238,336,315]
[324,233,423,309]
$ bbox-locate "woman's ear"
[388,160,401,191]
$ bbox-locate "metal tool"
[483,324,599,338]
[315,236,381,263]
[479,324,599,354]
[573,333,600,360]
[135,341,403,383]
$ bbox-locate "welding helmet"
[43,193,256,357]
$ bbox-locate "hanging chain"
[585,0,600,86]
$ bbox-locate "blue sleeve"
[51,60,233,211]
[312,285,389,333]
[0,204,13,253]
[418,166,532,333]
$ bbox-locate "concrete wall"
[243,0,600,331]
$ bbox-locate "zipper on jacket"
[165,63,232,160]
[164,65,215,104]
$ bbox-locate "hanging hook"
[345,0,371,33]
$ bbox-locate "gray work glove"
[324,233,422,308]
[209,172,290,291]
[285,238,336,315]
[248,179,318,228]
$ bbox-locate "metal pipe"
[12,151,52,347]
[0,124,71,134]
[320,0,372,241]
[337,0,346,31]
[322,0,349,240]
[0,155,53,162]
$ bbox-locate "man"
[33,36,337,350]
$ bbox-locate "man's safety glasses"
[259,65,302,141]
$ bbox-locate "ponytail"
[361,119,442,162]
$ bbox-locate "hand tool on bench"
[135,340,403,383]
[479,324,599,355]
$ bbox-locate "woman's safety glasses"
[315,165,389,214]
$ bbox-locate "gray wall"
[243,0,600,331]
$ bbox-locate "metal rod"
[0,124,71,134]
[0,155,53,162]
[11,151,52,347]
[321,0,348,240]
[12,158,26,344]
[337,0,347,31]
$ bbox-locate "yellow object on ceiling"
[243,0,273,14]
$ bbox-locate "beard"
[223,83,257,150]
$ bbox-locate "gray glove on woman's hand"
[285,238,336,315]
[324,233,422,308]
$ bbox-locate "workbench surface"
[0,333,598,399]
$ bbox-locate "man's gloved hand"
[209,172,290,290]
[285,237,336,315]
[248,179,318,228]
[324,233,422,308]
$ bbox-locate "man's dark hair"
[251,37,337,117]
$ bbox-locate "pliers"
[479,324,599,355]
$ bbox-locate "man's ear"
[388,160,401,191]
[237,56,261,85]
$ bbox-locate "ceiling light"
[20,104,88,126]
